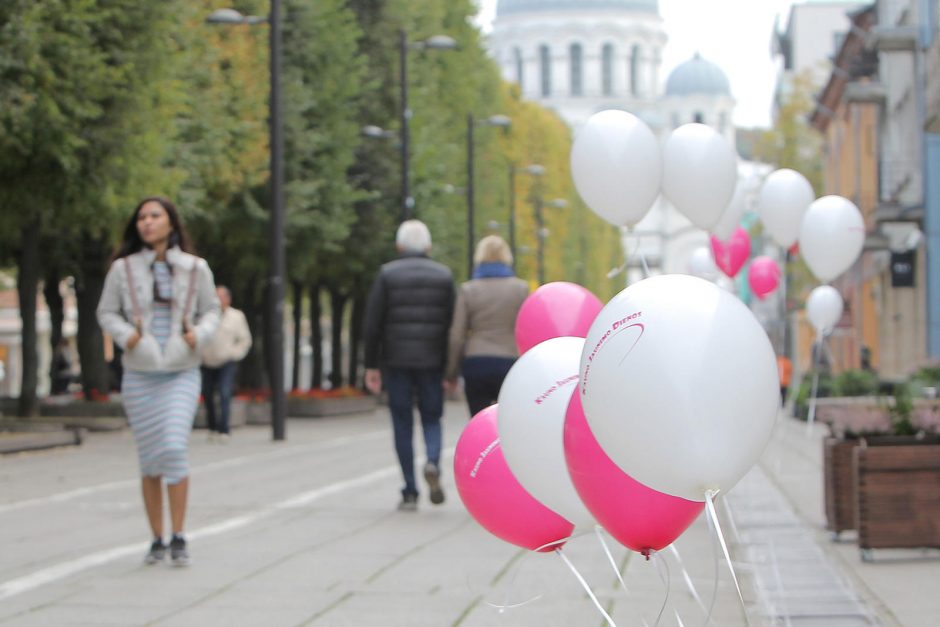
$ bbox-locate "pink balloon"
[747,256,781,299]
[455,405,574,552]
[563,393,704,555]
[515,282,603,354]
[709,227,751,278]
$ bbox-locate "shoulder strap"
[181,260,200,331]
[123,258,143,329]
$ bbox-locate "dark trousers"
[462,356,516,418]
[385,367,444,497]
[201,362,237,434]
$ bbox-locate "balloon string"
[482,548,543,613]
[667,544,707,616]
[703,503,720,627]
[675,609,687,627]
[705,490,751,627]
[650,549,672,627]
[594,526,630,594]
[806,336,823,435]
[555,547,618,627]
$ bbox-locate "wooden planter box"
[824,437,861,536]
[854,437,940,559]
[286,395,376,418]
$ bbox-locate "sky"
[473,0,800,128]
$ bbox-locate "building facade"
[489,0,752,287]
[810,0,940,378]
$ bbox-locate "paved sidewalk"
[0,402,936,626]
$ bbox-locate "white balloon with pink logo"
[578,274,778,502]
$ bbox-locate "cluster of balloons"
[454,278,779,558]
[570,110,861,309]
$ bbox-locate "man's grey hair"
[395,219,432,253]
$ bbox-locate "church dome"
[664,53,731,97]
[496,0,659,16]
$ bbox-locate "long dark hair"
[111,196,195,261]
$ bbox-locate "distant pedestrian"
[446,235,528,418]
[97,196,220,567]
[777,354,793,406]
[200,286,252,442]
[364,220,455,512]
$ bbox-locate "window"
[693,111,704,124]
[540,45,551,97]
[570,43,583,96]
[630,45,641,96]
[513,47,524,89]
[602,44,614,96]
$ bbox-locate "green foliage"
[832,369,879,397]
[794,371,833,421]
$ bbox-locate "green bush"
[832,369,879,397]
[793,371,833,421]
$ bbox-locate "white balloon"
[687,246,719,282]
[661,123,738,231]
[497,337,593,526]
[579,275,778,501]
[712,183,747,241]
[799,195,865,282]
[758,169,815,248]
[806,285,843,337]
[570,110,662,227]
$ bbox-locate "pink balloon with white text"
[564,392,704,555]
[515,282,603,354]
[454,405,573,552]
[709,226,751,278]
[747,256,781,299]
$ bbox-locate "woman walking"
[446,235,529,417]
[97,197,220,566]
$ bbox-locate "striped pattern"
[122,368,200,484]
[151,261,173,350]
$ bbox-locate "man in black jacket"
[364,220,456,511]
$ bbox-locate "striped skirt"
[122,368,201,485]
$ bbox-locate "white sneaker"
[219,433,231,444]
[206,432,217,443]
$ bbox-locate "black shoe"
[169,535,191,567]
[424,463,445,505]
[144,538,166,565]
[398,492,418,512]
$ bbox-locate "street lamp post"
[397,30,456,222]
[466,113,510,279]
[533,195,567,285]
[514,164,545,278]
[207,4,286,441]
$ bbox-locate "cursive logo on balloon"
[582,317,645,395]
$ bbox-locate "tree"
[0,0,185,413]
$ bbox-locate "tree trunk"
[328,287,346,389]
[75,234,110,400]
[16,217,41,417]
[238,276,265,391]
[291,280,302,390]
[347,288,365,388]
[43,267,64,351]
[310,282,323,389]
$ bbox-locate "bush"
[794,371,833,421]
[832,369,879,397]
